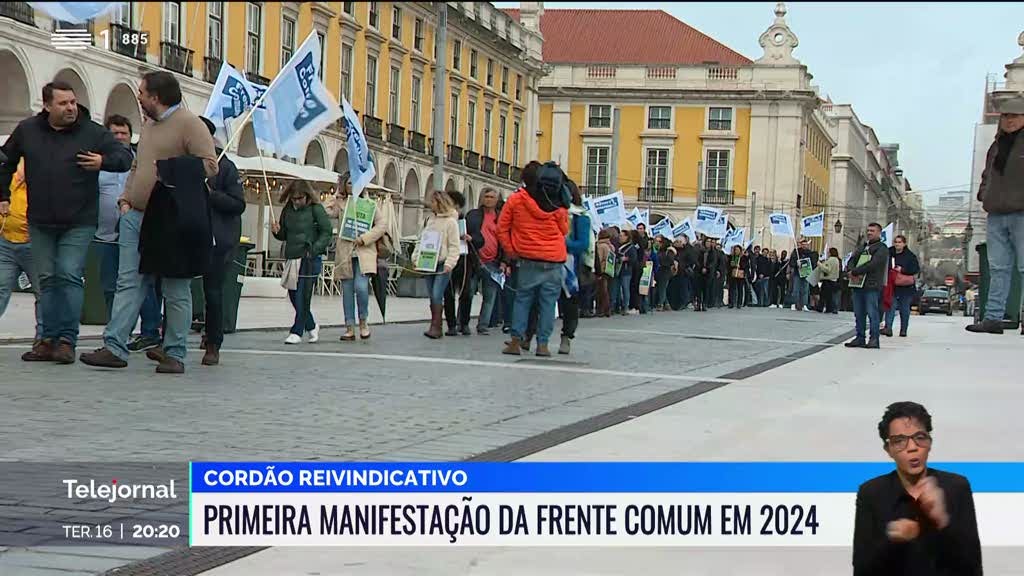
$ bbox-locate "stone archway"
[333,149,349,175]
[0,49,31,136]
[304,139,325,168]
[402,168,421,237]
[444,177,457,193]
[53,67,91,114]
[237,123,258,157]
[383,161,400,194]
[464,183,476,209]
[103,82,142,138]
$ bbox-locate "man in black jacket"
[846,223,889,349]
[197,117,246,366]
[788,238,819,311]
[853,402,981,576]
[755,247,772,307]
[0,81,132,364]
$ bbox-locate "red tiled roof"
[504,9,751,66]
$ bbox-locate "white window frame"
[388,66,401,125]
[115,2,133,27]
[368,1,379,29]
[515,74,522,100]
[281,16,296,68]
[164,1,182,45]
[410,75,422,132]
[585,145,610,191]
[708,106,733,131]
[340,43,353,101]
[391,6,402,40]
[501,66,509,93]
[498,113,507,160]
[452,39,462,71]
[365,54,378,116]
[470,49,478,79]
[486,59,494,86]
[704,149,732,191]
[246,2,262,74]
[207,2,223,60]
[449,92,460,145]
[343,1,354,16]
[413,17,424,52]
[647,105,672,130]
[316,31,326,80]
[512,119,521,166]
[643,147,671,190]
[587,104,612,129]
[467,100,477,151]
[483,106,492,156]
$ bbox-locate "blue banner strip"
[189,462,1024,493]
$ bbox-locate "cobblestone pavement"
[0,307,853,575]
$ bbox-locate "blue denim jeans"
[103,209,192,361]
[425,269,451,305]
[756,278,770,307]
[512,259,563,345]
[94,239,119,315]
[790,271,809,310]
[853,288,881,342]
[473,263,500,330]
[983,212,1024,322]
[885,292,913,334]
[288,256,322,336]
[139,281,162,340]
[0,236,41,339]
[28,223,95,345]
[341,258,370,326]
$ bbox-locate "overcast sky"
[496,1,1024,204]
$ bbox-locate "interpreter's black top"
[852,469,982,576]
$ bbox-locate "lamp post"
[962,217,974,275]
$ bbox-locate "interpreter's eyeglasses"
[886,432,932,451]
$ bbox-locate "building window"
[483,106,492,156]
[207,2,223,59]
[470,49,478,79]
[115,2,132,26]
[164,1,181,45]
[343,1,354,16]
[467,101,476,151]
[708,107,732,131]
[512,120,521,166]
[705,150,730,190]
[449,92,460,144]
[505,19,512,40]
[586,146,610,191]
[645,148,669,189]
[280,17,295,68]
[316,32,325,79]
[588,105,611,128]
[648,106,671,130]
[410,75,421,132]
[246,2,261,73]
[498,114,507,160]
[515,75,522,100]
[389,66,400,124]
[486,58,494,86]
[452,39,461,71]
[368,1,379,29]
[414,18,424,52]
[341,43,353,101]
[365,55,377,116]
[391,6,402,40]
[501,66,509,93]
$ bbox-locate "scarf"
[994,128,1021,174]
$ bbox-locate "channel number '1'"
[99,29,150,50]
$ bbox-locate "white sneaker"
[308,324,320,343]
[284,333,302,345]
[791,305,797,310]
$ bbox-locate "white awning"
[226,153,398,195]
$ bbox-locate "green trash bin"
[976,242,1021,327]
[190,242,254,335]
[81,241,109,325]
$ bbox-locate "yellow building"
[0,1,544,242]
[514,2,833,249]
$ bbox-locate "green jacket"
[273,202,333,259]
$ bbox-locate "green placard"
[848,254,872,289]
[415,229,442,272]
[798,257,813,279]
[339,197,377,241]
[639,262,654,296]
[603,251,616,277]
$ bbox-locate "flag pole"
[257,146,276,224]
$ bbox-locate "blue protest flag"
[340,96,376,197]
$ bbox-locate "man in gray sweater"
[846,223,890,349]
[967,95,1024,334]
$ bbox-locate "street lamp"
[834,219,843,234]
[962,219,974,274]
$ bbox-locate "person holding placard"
[593,229,615,318]
[846,223,890,349]
[329,172,387,342]
[415,191,461,340]
[788,238,818,311]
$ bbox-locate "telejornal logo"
[50,28,92,51]
[63,478,178,504]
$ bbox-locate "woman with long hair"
[818,247,842,314]
[728,245,749,309]
[415,190,461,339]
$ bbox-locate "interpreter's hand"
[76,152,103,171]
[271,221,281,234]
[918,477,949,529]
[886,519,920,542]
[0,201,9,216]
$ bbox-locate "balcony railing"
[481,156,495,174]
[1,2,35,26]
[510,166,522,183]
[638,187,674,203]
[160,42,194,76]
[464,150,480,170]
[245,71,271,86]
[496,161,510,180]
[110,23,146,61]
[447,144,464,165]
[387,123,405,146]
[407,131,427,153]
[580,186,610,196]
[363,114,383,140]
[700,188,735,205]
[203,57,222,84]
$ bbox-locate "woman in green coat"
[272,180,333,344]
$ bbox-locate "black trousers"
[820,280,838,313]
[202,246,233,346]
[729,278,746,308]
[559,292,579,339]
[444,256,474,329]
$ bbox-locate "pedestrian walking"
[0,159,41,341]
[464,189,502,335]
[498,162,570,357]
[846,223,890,349]
[882,235,920,337]
[818,247,842,314]
[966,96,1024,334]
[417,190,461,339]
[558,180,592,355]
[0,80,132,364]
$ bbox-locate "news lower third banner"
[189,462,1024,547]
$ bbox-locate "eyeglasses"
[886,432,932,451]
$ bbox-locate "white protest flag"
[258,32,342,159]
[724,227,746,252]
[769,213,794,238]
[637,208,650,229]
[881,222,895,248]
[593,191,628,229]
[800,212,826,238]
[820,243,829,261]
[672,218,697,243]
[30,2,117,23]
[245,82,279,155]
[340,96,375,198]
[708,213,729,239]
[625,207,641,229]
[693,206,723,236]
[203,62,258,147]
[650,217,674,240]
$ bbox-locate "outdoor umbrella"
[369,195,400,323]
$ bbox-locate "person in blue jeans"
[967,98,1024,334]
[882,235,920,337]
[788,238,817,311]
[615,229,636,315]
[846,223,889,349]
[418,190,462,339]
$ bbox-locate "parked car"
[919,289,953,316]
